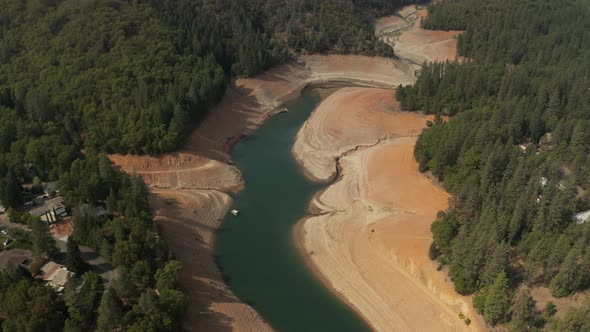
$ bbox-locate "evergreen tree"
[29,217,58,258]
[508,288,536,332]
[96,289,123,332]
[484,272,511,325]
[66,237,84,274]
[156,260,182,291]
[550,243,584,297]
[482,242,510,286]
[64,272,103,331]
[0,169,23,208]
[0,278,65,330]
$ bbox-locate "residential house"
[0,249,33,270]
[44,181,59,197]
[39,261,73,292]
[30,196,68,224]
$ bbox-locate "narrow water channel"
[216,86,370,332]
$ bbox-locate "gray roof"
[0,249,32,270]
[44,181,59,193]
[30,196,65,217]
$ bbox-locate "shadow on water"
[216,85,371,332]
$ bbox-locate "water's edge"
[215,84,375,332]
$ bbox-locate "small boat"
[231,209,239,216]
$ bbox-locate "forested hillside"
[0,0,420,184]
[0,0,424,330]
[397,0,590,329]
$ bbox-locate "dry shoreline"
[291,6,487,331]
[291,89,485,330]
[292,219,378,331]
[110,55,418,331]
[109,4,475,331]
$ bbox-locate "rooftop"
[0,249,33,270]
[40,261,73,291]
[29,196,68,223]
[44,181,59,195]
[29,196,65,216]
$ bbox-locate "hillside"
[0,0,422,184]
[0,0,424,330]
[397,0,590,329]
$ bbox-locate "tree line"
[0,0,425,197]
[0,0,421,186]
[397,0,590,329]
[0,0,429,330]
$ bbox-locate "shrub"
[429,242,440,260]
[544,301,556,317]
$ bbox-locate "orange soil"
[293,87,427,182]
[378,6,460,66]
[109,153,242,192]
[295,88,485,330]
[49,217,73,241]
[107,4,469,331]
[109,54,418,331]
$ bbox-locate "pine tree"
[482,242,510,286]
[29,217,59,258]
[156,260,182,291]
[550,243,583,297]
[0,169,23,208]
[96,289,123,332]
[66,237,84,274]
[508,288,536,332]
[484,272,512,325]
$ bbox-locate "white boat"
[231,209,239,216]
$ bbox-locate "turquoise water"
[216,87,370,332]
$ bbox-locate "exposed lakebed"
[216,86,370,332]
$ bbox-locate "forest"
[0,0,421,184]
[0,0,424,330]
[397,0,590,329]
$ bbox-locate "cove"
[216,86,370,332]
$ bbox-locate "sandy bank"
[293,87,427,182]
[107,4,467,330]
[109,54,419,331]
[183,54,416,164]
[292,8,474,331]
[294,88,485,331]
[377,6,460,67]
